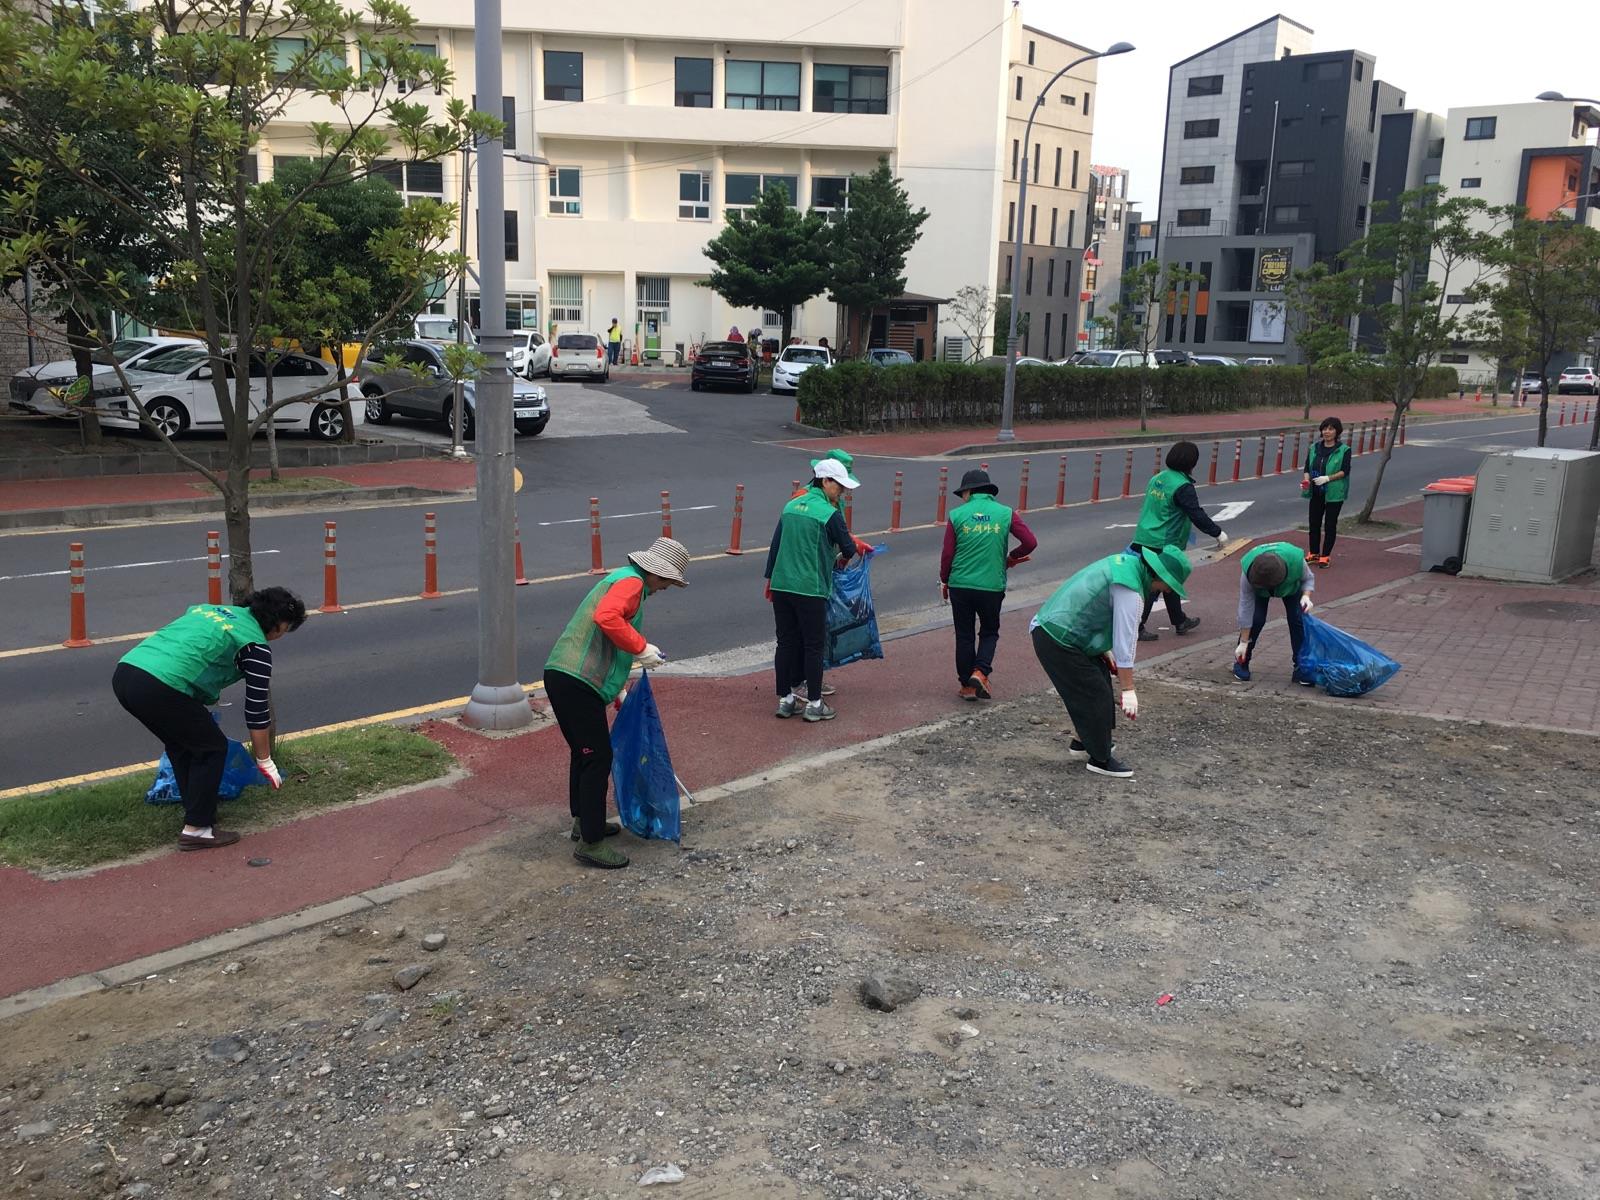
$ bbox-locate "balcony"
[1167,218,1229,237]
[536,101,896,151]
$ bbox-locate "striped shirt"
[237,643,273,730]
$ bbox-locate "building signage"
[1248,299,1286,343]
[1256,248,1293,292]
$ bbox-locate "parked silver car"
[360,339,549,440]
[548,332,610,381]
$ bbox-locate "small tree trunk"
[223,460,254,602]
[64,311,103,449]
[1302,365,1313,420]
[263,371,281,482]
[1537,380,1550,447]
[336,353,355,445]
[1357,400,1409,522]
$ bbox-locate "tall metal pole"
[1262,99,1279,236]
[451,145,471,460]
[999,44,1133,442]
[462,0,532,730]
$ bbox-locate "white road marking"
[1210,501,1255,523]
[0,549,280,583]
[537,505,717,527]
[1105,523,1138,529]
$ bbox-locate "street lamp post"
[999,41,1134,442]
[462,0,534,730]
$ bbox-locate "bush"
[797,362,1461,432]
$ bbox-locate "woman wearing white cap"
[764,459,860,721]
[544,536,689,869]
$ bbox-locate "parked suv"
[1556,366,1598,395]
[548,332,610,382]
[1076,349,1154,368]
[360,339,549,440]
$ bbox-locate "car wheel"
[690,379,703,391]
[362,388,392,424]
[449,402,475,442]
[310,402,345,441]
[143,398,189,439]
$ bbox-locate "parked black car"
[1153,350,1192,367]
[690,340,758,393]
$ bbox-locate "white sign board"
[1249,299,1286,344]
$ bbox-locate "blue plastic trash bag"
[145,714,261,805]
[1297,614,1401,697]
[824,545,886,670]
[610,671,681,842]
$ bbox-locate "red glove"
[853,537,873,558]
[764,579,772,602]
[1006,554,1031,569]
[940,582,949,603]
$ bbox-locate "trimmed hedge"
[795,362,1460,432]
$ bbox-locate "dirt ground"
[2,681,1597,1200]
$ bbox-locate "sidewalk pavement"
[787,394,1546,458]
[4,502,1597,1007]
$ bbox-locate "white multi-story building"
[257,2,1019,359]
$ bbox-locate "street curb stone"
[0,483,466,531]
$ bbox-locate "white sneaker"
[775,695,801,719]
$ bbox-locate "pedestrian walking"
[776,449,870,699]
[1132,441,1229,641]
[726,325,745,343]
[1030,546,1191,779]
[1232,542,1317,684]
[607,318,623,365]
[111,587,307,850]
[545,537,689,869]
[1301,417,1351,567]
[939,468,1037,700]
[748,328,763,359]
[766,458,860,722]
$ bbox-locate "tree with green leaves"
[1281,262,1363,418]
[1343,186,1494,521]
[825,159,928,347]
[1472,207,1600,448]
[1116,257,1202,430]
[0,0,487,598]
[700,185,832,348]
[993,295,1029,353]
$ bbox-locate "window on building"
[1440,352,1470,364]
[637,276,671,324]
[1322,112,1343,126]
[1464,116,1497,140]
[1053,146,1062,187]
[1277,160,1314,177]
[1067,209,1075,246]
[1003,254,1012,286]
[1083,91,1091,116]
[1025,257,1033,295]
[1028,205,1037,242]
[1187,74,1224,97]
[811,175,851,221]
[1060,93,1076,106]
[543,50,583,102]
[549,274,583,324]
[471,96,518,149]
[1361,160,1372,184]
[504,211,519,261]
[675,57,713,107]
[1015,75,1023,101]
[1356,204,1368,225]
[1272,204,1304,223]
[1027,39,1035,65]
[359,43,439,93]
[1046,257,1055,296]
[1049,208,1058,245]
[372,159,444,203]
[1112,206,1122,231]
[1043,311,1052,353]
[1176,208,1210,227]
[726,60,800,110]
[725,172,797,207]
[271,37,347,83]
[1302,60,1343,82]
[240,154,259,184]
[1179,165,1215,185]
[1445,294,1472,305]
[1426,137,1445,158]
[1459,176,1482,189]
[813,64,888,113]
[1184,119,1220,139]
[1280,115,1304,128]
[1007,201,1015,240]
[1011,139,1019,180]
[1071,149,1079,188]
[548,167,581,216]
[678,171,711,220]
[1424,172,1440,185]
[1032,144,1040,183]
[1355,60,1365,81]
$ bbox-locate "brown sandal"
[178,829,241,851]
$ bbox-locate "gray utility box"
[1462,448,1600,583]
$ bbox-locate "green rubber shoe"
[570,817,622,842]
[574,841,630,869]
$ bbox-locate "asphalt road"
[0,380,1587,791]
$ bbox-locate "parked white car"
[771,345,833,395]
[8,335,202,416]
[1191,354,1242,367]
[414,315,475,344]
[1076,349,1155,369]
[513,330,551,379]
[98,349,361,440]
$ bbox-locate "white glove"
[1300,594,1314,614]
[1216,531,1229,548]
[1120,689,1139,720]
[1234,640,1249,663]
[256,756,283,790]
[1313,475,1331,486]
[635,643,665,669]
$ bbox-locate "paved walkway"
[3,501,1596,1004]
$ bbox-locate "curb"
[0,438,443,483]
[0,483,469,531]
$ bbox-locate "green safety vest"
[1304,441,1350,502]
[1132,468,1195,550]
[770,487,838,599]
[120,604,268,705]
[947,496,1014,592]
[1241,542,1306,599]
[544,565,648,703]
[1035,552,1150,657]
[608,326,622,344]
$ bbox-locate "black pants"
[112,663,227,828]
[1031,627,1116,763]
[1130,543,1187,631]
[772,591,828,702]
[949,586,1004,682]
[544,670,614,843]
[1308,494,1343,556]
[1244,594,1306,669]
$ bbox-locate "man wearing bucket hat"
[939,467,1037,700]
[1029,545,1191,778]
[765,458,861,722]
[1233,541,1316,684]
[544,536,689,869]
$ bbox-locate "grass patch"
[0,725,453,872]
[192,475,353,495]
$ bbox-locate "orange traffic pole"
[726,483,746,555]
[1055,455,1067,508]
[421,512,440,598]
[1208,441,1219,486]
[660,490,673,539]
[936,465,949,524]
[1274,434,1285,475]
[1231,439,1242,483]
[514,517,529,586]
[1400,418,1408,446]
[1091,451,1103,502]
[890,470,904,532]
[206,530,222,604]
[64,541,91,648]
[1255,436,1266,479]
[1120,449,1133,499]
[1017,458,1030,512]
[320,521,341,613]
[588,497,604,574]
[1356,423,1367,455]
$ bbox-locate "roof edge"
[1171,13,1315,71]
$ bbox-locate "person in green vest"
[1030,546,1191,779]
[1131,441,1230,641]
[939,468,1038,700]
[112,587,307,851]
[545,537,689,869]
[1233,542,1317,684]
[607,317,623,365]
[1301,416,1351,567]
[765,457,861,722]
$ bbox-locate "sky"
[1025,0,1582,219]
